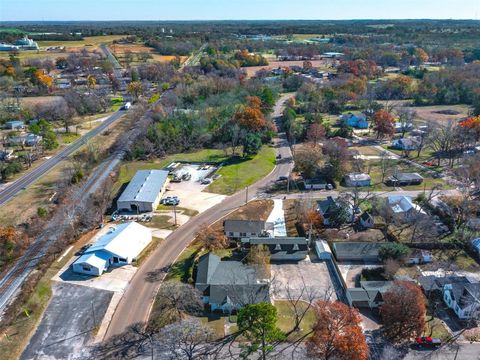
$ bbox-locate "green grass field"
[114,146,276,196]
[206,146,276,195]
[275,300,316,341]
[37,35,125,48]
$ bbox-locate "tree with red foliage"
[380,280,426,342]
[306,300,368,360]
[307,123,326,146]
[372,110,395,139]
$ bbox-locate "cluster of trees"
[233,49,268,67]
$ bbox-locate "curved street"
[104,93,294,338]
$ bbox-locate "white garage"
[72,222,152,276]
[117,170,169,213]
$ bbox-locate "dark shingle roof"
[418,276,470,293]
[195,253,269,305]
[332,242,382,258]
[317,197,336,215]
[224,220,266,234]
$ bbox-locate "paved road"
[275,189,460,200]
[0,110,126,206]
[105,93,294,338]
[405,342,480,360]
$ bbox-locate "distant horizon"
[1,0,479,22]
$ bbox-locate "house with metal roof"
[387,195,427,222]
[344,173,371,187]
[332,242,383,262]
[117,170,169,213]
[241,237,309,262]
[72,222,152,276]
[223,219,267,239]
[195,253,269,313]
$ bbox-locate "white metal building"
[117,170,169,213]
[72,222,152,276]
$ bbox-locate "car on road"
[277,176,288,182]
[122,102,132,110]
[171,175,182,183]
[201,178,212,185]
[276,154,282,159]
[182,173,192,181]
[415,337,441,348]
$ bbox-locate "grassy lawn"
[206,146,276,195]
[425,317,451,340]
[110,96,124,112]
[156,205,199,217]
[199,314,225,339]
[144,215,177,230]
[426,249,480,271]
[275,300,316,341]
[37,35,125,47]
[165,243,202,283]
[58,132,80,144]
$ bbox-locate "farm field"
[111,43,188,64]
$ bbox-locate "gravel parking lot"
[271,256,338,301]
[21,283,112,360]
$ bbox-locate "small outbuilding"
[72,222,152,276]
[117,170,169,213]
[332,242,382,262]
[224,220,266,239]
[4,120,24,130]
[315,240,332,260]
[386,172,424,187]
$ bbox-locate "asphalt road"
[104,93,294,338]
[0,110,125,206]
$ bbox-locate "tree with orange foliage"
[195,224,227,252]
[380,280,426,342]
[459,116,480,142]
[372,110,395,139]
[415,48,429,64]
[0,226,21,264]
[307,123,326,146]
[306,300,368,360]
[234,96,267,132]
[35,69,53,90]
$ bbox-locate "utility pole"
[245,186,248,204]
[173,203,177,226]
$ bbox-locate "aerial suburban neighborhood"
[1,2,480,360]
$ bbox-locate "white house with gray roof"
[117,170,169,213]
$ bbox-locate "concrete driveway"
[271,256,337,302]
[164,180,226,213]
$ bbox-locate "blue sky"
[1,0,479,21]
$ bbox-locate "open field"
[37,35,125,48]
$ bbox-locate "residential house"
[443,282,480,320]
[406,249,433,265]
[341,113,369,129]
[241,237,309,262]
[317,196,353,226]
[224,220,267,240]
[391,137,422,151]
[117,170,169,213]
[195,253,269,313]
[303,178,330,190]
[344,173,371,187]
[331,242,383,262]
[387,195,427,222]
[8,133,42,147]
[418,275,471,297]
[72,222,152,276]
[4,120,25,130]
[386,172,424,187]
[359,212,374,229]
[346,281,393,309]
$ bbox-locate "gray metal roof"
[332,242,383,258]
[393,172,424,181]
[118,170,169,204]
[241,237,308,245]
